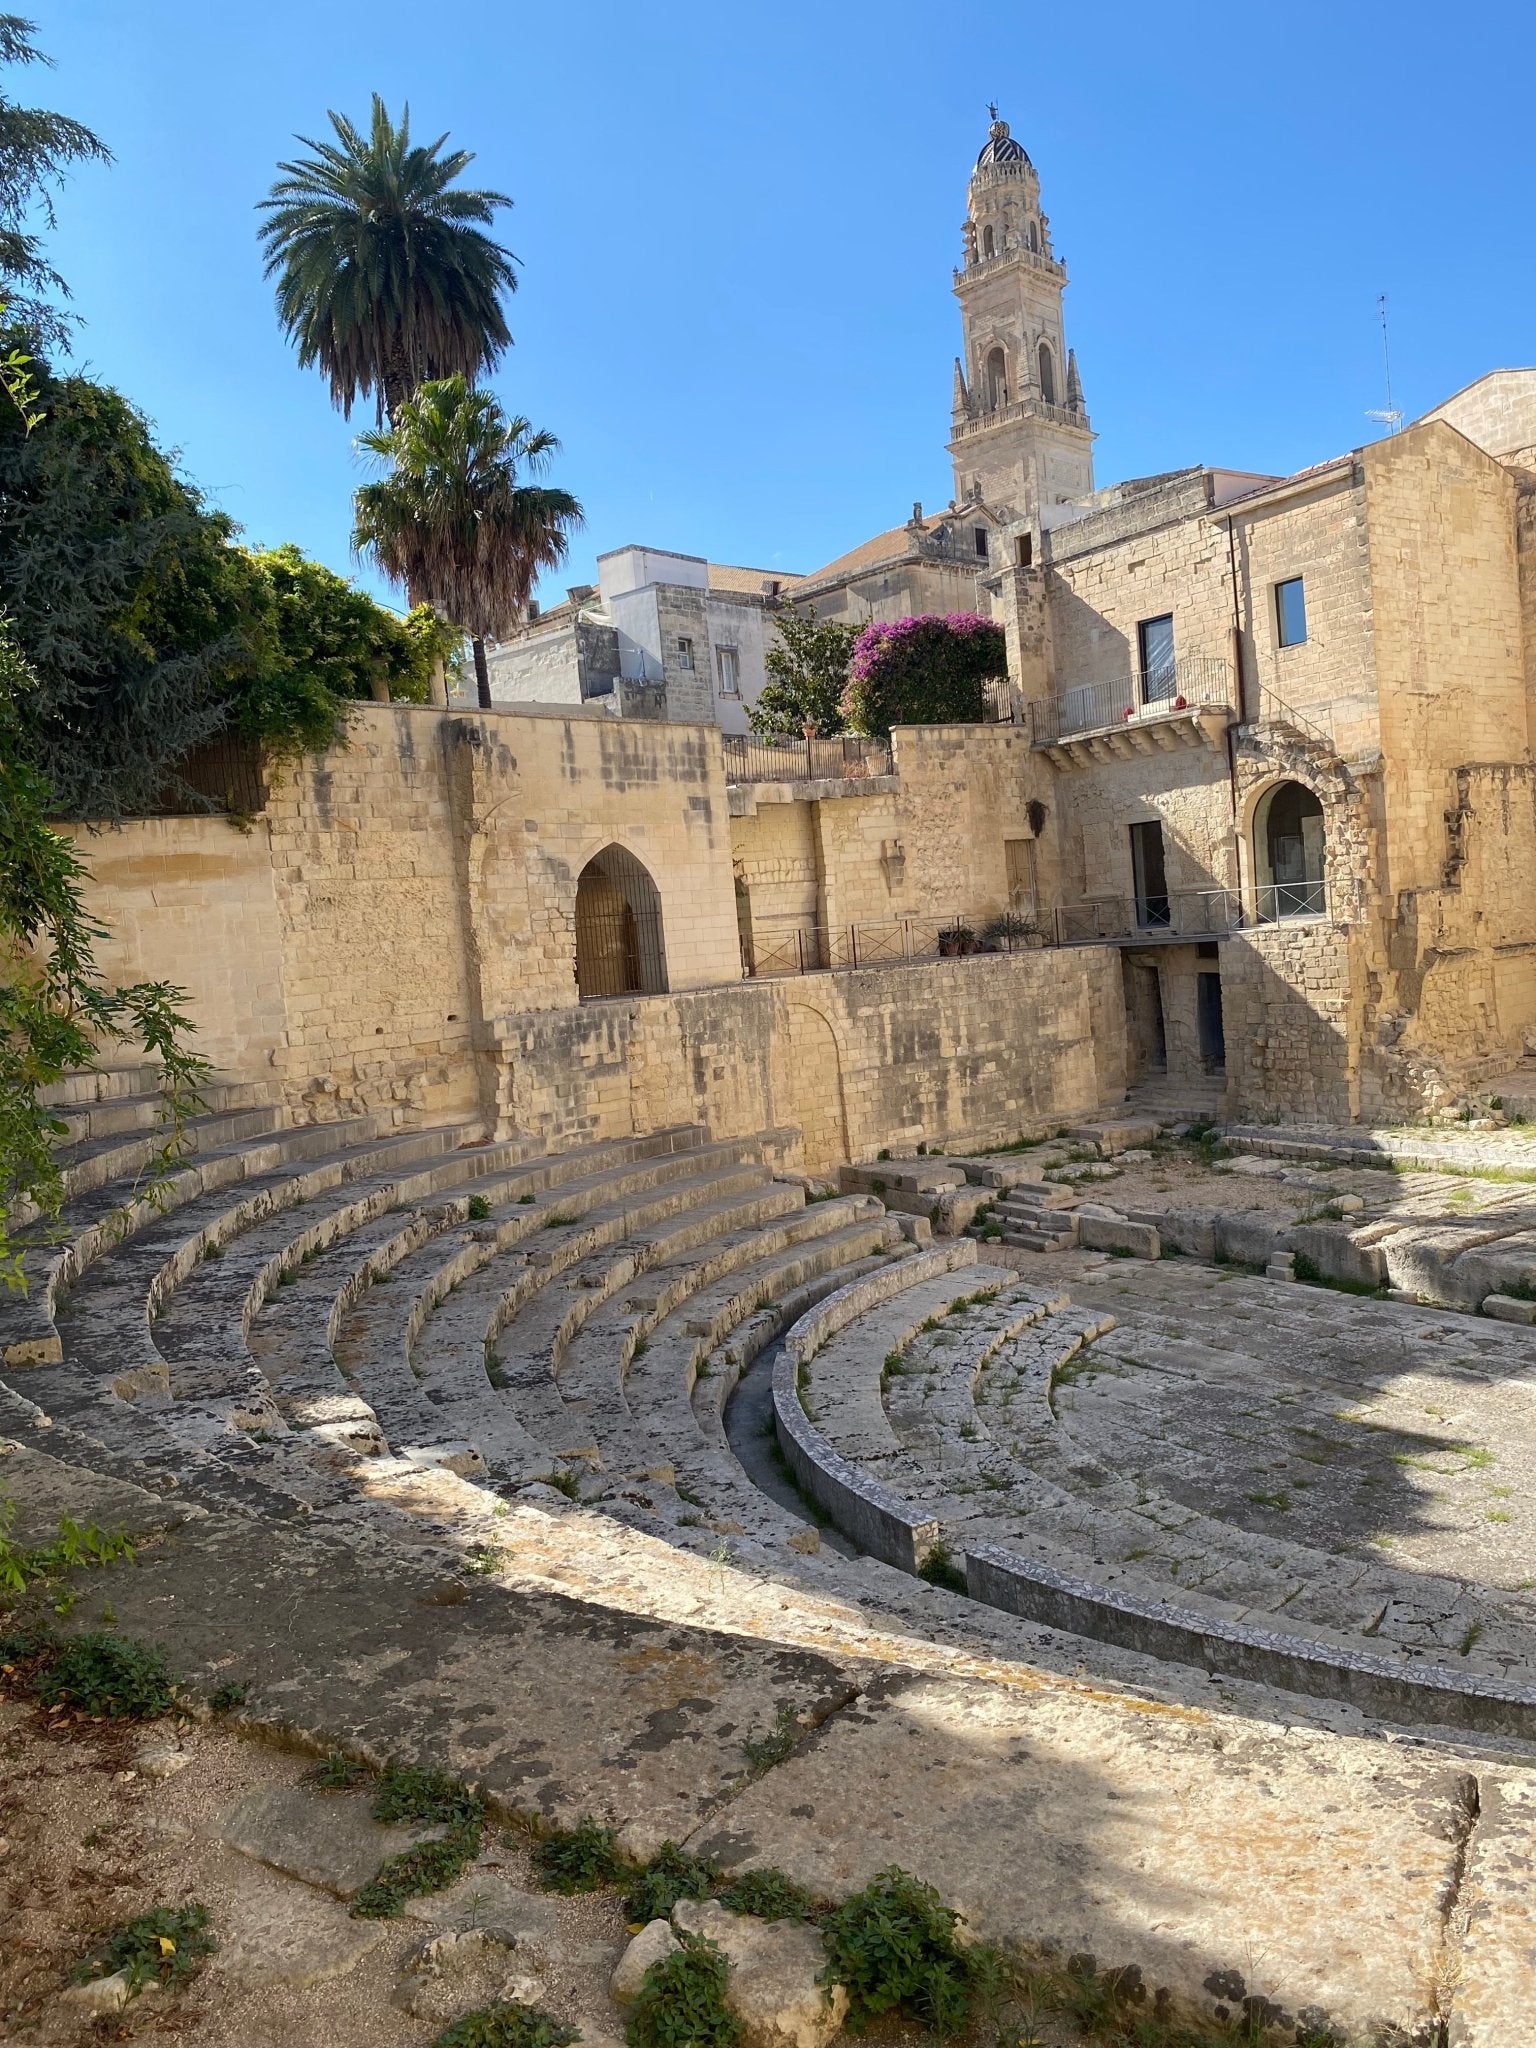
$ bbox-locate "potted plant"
[937,923,978,957]
[981,910,1045,952]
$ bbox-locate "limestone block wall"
[60,817,289,1083]
[492,947,1126,1172]
[70,704,744,1126]
[729,725,1057,959]
[1055,749,1236,909]
[1363,423,1530,893]
[1221,923,1360,1125]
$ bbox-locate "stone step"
[50,1079,277,1147]
[0,1116,397,1368]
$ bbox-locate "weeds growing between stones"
[72,1901,216,1995]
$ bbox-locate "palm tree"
[354,376,583,709]
[259,94,517,424]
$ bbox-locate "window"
[676,636,694,671]
[1129,820,1171,929]
[982,225,995,257]
[985,347,1007,410]
[1027,219,1039,252]
[1137,614,1176,703]
[974,526,990,560]
[1275,576,1307,647]
[1254,780,1326,920]
[1037,342,1056,405]
[716,645,741,697]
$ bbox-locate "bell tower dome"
[947,111,1094,523]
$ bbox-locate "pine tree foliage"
[0,15,110,350]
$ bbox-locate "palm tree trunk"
[473,636,492,710]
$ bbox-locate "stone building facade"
[61,115,1536,1157]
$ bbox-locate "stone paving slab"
[1447,1771,1536,2047]
[696,1670,1476,2044]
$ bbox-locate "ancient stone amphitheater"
[5,1073,1536,2043]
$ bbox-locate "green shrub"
[467,1194,493,1221]
[431,2001,579,2048]
[740,1708,801,1776]
[819,1866,996,2035]
[32,1630,174,1719]
[532,1819,628,1893]
[624,1841,720,1924]
[372,1763,484,1828]
[208,1680,248,1712]
[916,1541,967,1595]
[627,1934,741,2048]
[717,1868,815,1923]
[73,1902,215,1993]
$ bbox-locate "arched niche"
[574,845,668,998]
[1252,781,1326,920]
[985,346,1008,410]
[1037,341,1057,405]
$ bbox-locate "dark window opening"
[1137,614,1176,703]
[1037,342,1056,404]
[1276,576,1308,647]
[974,526,989,560]
[1198,972,1226,1071]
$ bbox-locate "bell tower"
[947,111,1094,524]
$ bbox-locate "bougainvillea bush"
[841,613,1006,738]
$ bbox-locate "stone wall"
[729,724,1056,962]
[1221,922,1360,1125]
[62,816,290,1084]
[491,947,1126,1172]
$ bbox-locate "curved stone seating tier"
[765,1237,1536,1736]
[1,1112,397,1368]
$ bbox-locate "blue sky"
[37,0,1536,607]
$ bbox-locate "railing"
[981,676,1022,724]
[721,733,894,785]
[746,912,1046,979]
[1249,686,1336,753]
[1054,880,1329,945]
[1030,656,1234,746]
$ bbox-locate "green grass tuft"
[531,1818,628,1894]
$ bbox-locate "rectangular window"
[1275,576,1307,647]
[974,526,990,560]
[676,636,694,670]
[1129,819,1171,928]
[1137,614,1176,703]
[716,645,741,696]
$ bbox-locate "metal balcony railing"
[1030,656,1234,746]
[721,733,894,785]
[1054,880,1329,945]
[746,912,1046,979]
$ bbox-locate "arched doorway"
[574,846,668,998]
[1253,782,1326,920]
[785,1004,849,1173]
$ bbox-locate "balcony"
[1054,880,1331,946]
[1030,657,1236,764]
[721,732,894,787]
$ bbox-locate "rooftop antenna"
[1365,292,1403,434]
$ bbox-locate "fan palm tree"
[354,376,583,709]
[259,94,517,424]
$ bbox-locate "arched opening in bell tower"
[981,224,995,258]
[1037,342,1057,405]
[1027,219,1039,252]
[985,348,1007,411]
